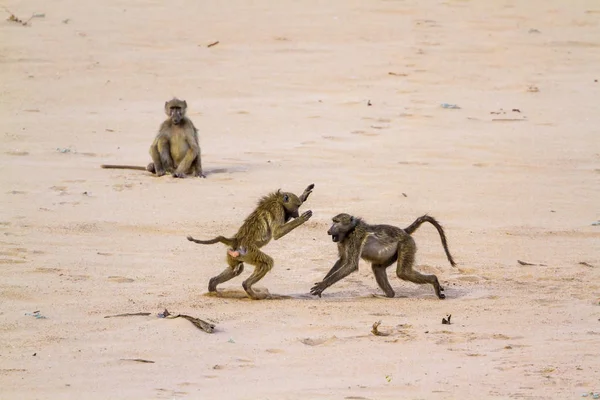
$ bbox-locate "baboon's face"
[165,98,187,125]
[281,192,303,221]
[327,213,356,242]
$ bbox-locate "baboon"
[310,213,456,299]
[187,184,315,300]
[101,98,204,178]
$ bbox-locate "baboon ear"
[283,194,290,203]
[183,100,187,107]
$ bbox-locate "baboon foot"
[435,282,445,299]
[172,172,186,178]
[147,163,166,176]
[208,277,219,292]
[372,293,395,299]
[436,286,446,299]
[242,282,269,300]
[196,172,206,178]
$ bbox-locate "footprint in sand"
[112,183,134,192]
[300,336,338,346]
[0,247,28,264]
[33,267,62,274]
[5,150,29,156]
[351,130,380,137]
[155,388,187,398]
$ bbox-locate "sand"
[1,0,599,398]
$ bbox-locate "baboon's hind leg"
[208,254,245,293]
[396,239,445,299]
[241,250,274,300]
[372,256,396,298]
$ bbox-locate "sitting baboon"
[101,98,204,178]
[310,213,456,299]
[187,184,315,300]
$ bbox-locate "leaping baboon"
[310,213,456,299]
[187,184,315,300]
[101,98,204,178]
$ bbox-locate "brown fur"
[187,184,314,299]
[310,213,456,299]
[101,98,204,178]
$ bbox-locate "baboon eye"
[283,194,289,202]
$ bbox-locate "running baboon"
[310,213,456,299]
[187,184,315,300]
[101,98,204,178]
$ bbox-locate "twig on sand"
[1,5,45,26]
[104,312,151,318]
[120,359,154,363]
[371,320,390,336]
[517,260,547,266]
[162,309,215,334]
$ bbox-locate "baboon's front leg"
[192,154,205,178]
[273,210,312,240]
[310,259,359,297]
[323,259,342,280]
[173,149,197,178]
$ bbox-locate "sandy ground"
[1,0,599,399]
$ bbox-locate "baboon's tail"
[186,235,235,246]
[404,215,456,267]
[101,164,147,171]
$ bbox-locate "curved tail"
[404,215,456,267]
[187,235,236,246]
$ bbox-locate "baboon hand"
[172,172,186,178]
[300,210,313,221]
[155,169,166,177]
[196,172,206,178]
[310,281,326,297]
[300,183,315,202]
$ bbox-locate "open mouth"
[331,234,339,242]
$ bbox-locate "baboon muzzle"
[328,230,340,242]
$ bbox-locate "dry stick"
[120,359,154,363]
[104,312,151,318]
[371,320,390,336]
[169,314,215,334]
[517,260,547,266]
[207,41,220,48]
